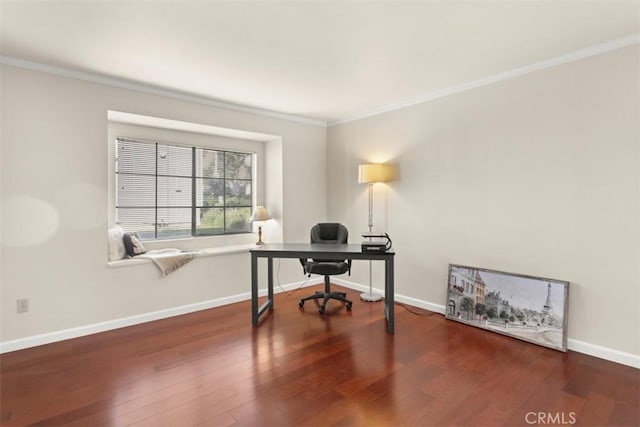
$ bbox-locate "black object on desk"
[250,243,396,333]
[361,232,393,252]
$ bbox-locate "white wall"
[328,46,639,357]
[2,46,638,363]
[0,65,327,342]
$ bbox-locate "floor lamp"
[358,163,395,302]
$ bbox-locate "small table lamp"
[250,206,272,245]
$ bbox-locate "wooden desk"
[250,243,396,333]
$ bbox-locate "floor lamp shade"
[358,163,395,184]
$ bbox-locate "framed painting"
[446,264,569,352]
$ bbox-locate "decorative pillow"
[123,232,147,257]
[108,226,126,261]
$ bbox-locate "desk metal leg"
[267,257,274,308]
[386,256,395,334]
[253,255,274,326]
[251,252,259,326]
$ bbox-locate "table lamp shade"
[251,206,272,222]
[358,164,395,184]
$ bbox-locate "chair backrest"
[310,223,348,244]
[309,223,348,263]
[302,223,350,269]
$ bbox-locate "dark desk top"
[250,243,394,259]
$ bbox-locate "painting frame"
[445,264,569,352]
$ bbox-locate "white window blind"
[115,138,253,240]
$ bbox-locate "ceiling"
[1,1,638,125]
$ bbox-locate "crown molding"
[0,55,327,128]
[329,33,640,127]
[2,33,638,129]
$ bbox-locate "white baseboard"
[2,278,638,369]
[566,338,640,369]
[333,278,640,369]
[0,278,318,354]
[331,277,447,314]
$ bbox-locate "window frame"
[114,136,256,241]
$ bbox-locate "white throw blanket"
[139,249,199,276]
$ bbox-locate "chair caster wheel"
[346,303,352,311]
[299,301,304,308]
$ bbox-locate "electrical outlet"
[17,298,29,314]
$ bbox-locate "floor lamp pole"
[361,183,383,302]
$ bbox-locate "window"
[115,138,253,241]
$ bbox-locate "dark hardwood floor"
[1,284,638,426]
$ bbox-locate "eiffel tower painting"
[446,264,569,352]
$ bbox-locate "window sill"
[107,243,256,268]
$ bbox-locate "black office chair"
[299,223,353,314]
